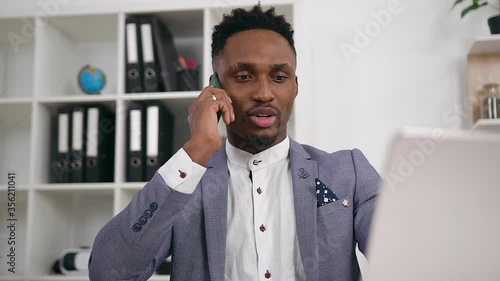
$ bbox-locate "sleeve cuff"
[157,148,206,194]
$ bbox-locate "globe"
[78,65,106,94]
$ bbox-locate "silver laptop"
[365,127,500,281]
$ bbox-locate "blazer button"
[132,223,142,232]
[150,202,158,211]
[139,216,148,225]
[144,210,153,218]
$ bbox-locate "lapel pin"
[298,168,310,179]
[342,199,349,207]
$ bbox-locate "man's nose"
[253,77,274,102]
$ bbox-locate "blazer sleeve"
[351,149,381,255]
[88,172,193,281]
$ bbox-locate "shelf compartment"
[0,18,35,99]
[0,103,32,186]
[122,10,204,95]
[0,190,28,276]
[34,14,119,98]
[27,189,113,276]
[31,102,117,184]
[466,54,500,124]
[119,98,192,183]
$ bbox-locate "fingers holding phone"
[183,77,234,166]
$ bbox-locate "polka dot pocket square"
[316,178,339,207]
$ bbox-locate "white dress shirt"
[158,137,305,281]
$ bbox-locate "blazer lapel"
[290,139,320,281]
[202,144,229,281]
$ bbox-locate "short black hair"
[211,5,295,63]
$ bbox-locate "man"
[89,5,380,281]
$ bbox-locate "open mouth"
[248,108,278,128]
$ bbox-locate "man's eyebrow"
[270,63,292,72]
[229,62,255,71]
[228,62,293,72]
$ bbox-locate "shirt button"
[259,224,266,232]
[257,187,262,194]
[265,270,271,279]
[253,160,262,165]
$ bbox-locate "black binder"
[144,102,174,181]
[50,107,72,183]
[138,16,160,92]
[69,106,86,183]
[126,102,145,182]
[84,105,115,183]
[125,15,144,93]
[139,15,179,92]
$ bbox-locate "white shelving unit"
[467,35,500,130]
[0,1,302,280]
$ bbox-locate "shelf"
[37,95,118,104]
[122,91,199,100]
[0,97,32,104]
[469,34,500,55]
[0,103,31,186]
[25,274,170,281]
[28,277,90,281]
[119,182,148,189]
[32,183,116,191]
[471,119,500,132]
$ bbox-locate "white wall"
[295,0,497,172]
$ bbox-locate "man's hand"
[183,85,235,166]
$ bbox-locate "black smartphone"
[209,73,222,89]
[209,73,223,122]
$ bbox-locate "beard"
[247,134,277,147]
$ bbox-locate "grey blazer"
[89,139,380,281]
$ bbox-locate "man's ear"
[294,76,299,97]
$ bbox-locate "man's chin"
[247,134,277,148]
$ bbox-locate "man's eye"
[235,75,251,81]
[274,75,287,82]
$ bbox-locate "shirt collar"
[226,136,290,171]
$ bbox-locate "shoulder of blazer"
[290,138,355,164]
